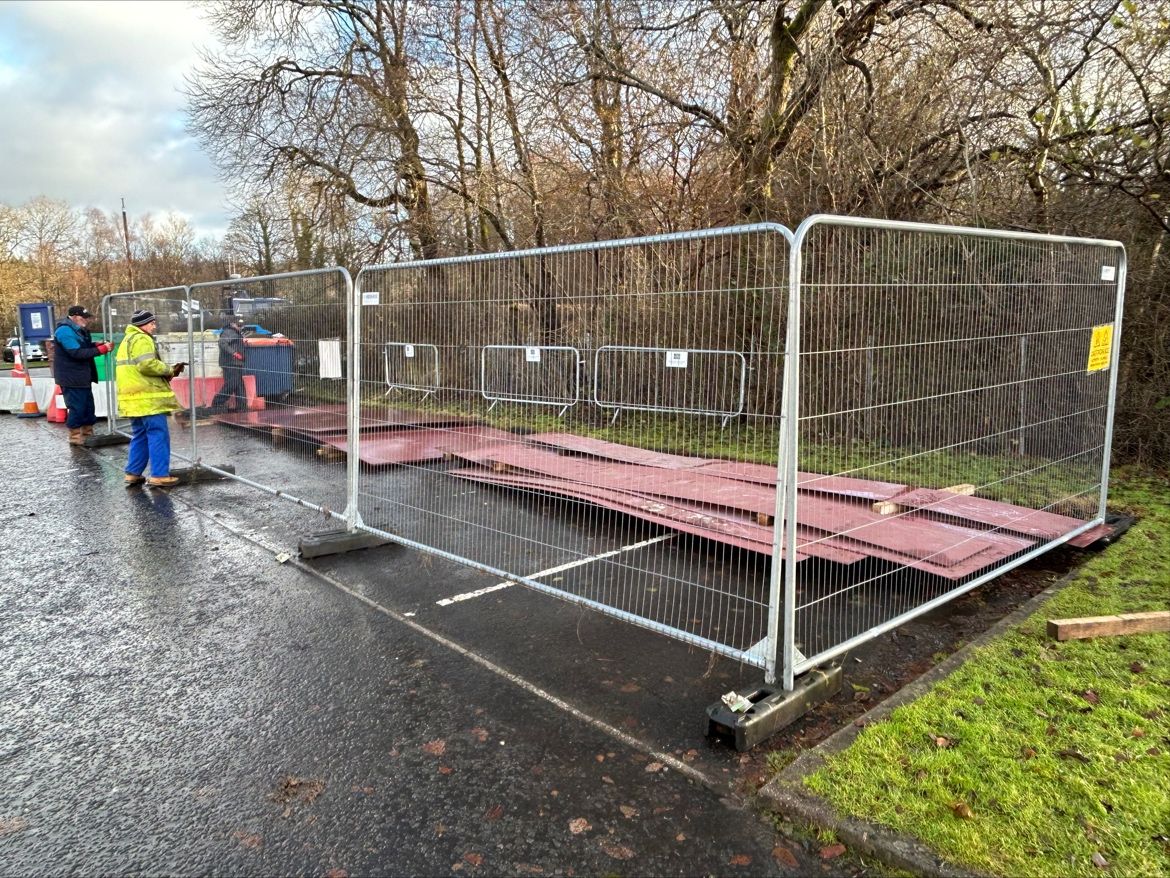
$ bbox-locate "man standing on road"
[52,305,113,445]
[115,309,185,488]
[210,314,247,412]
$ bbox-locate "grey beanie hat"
[131,309,156,326]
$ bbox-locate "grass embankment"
[803,468,1170,877]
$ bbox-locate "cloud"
[0,1,228,236]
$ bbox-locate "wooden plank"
[1047,611,1170,641]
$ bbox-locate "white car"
[4,338,48,362]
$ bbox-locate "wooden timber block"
[756,512,774,526]
[316,445,346,462]
[942,483,977,496]
[873,483,977,515]
[272,427,289,447]
[1047,611,1170,641]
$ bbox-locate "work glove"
[232,352,244,361]
[172,363,186,377]
[95,342,113,354]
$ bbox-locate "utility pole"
[120,198,135,289]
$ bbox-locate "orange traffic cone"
[10,347,27,380]
[17,378,43,418]
[46,384,67,423]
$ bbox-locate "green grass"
[802,468,1170,877]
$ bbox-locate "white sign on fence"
[318,338,343,378]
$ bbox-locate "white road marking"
[435,533,675,607]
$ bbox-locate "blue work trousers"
[62,386,96,428]
[126,414,171,478]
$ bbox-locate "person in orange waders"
[52,305,114,444]
[114,310,186,487]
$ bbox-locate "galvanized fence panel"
[355,225,792,667]
[186,268,355,520]
[779,216,1126,686]
[100,287,198,465]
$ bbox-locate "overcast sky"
[0,1,229,237]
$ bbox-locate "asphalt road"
[0,416,862,876]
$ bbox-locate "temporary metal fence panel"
[100,287,198,466]
[480,344,582,415]
[355,225,792,667]
[186,268,355,520]
[779,215,1125,687]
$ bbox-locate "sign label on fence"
[404,344,415,358]
[318,338,343,378]
[361,291,380,306]
[665,350,688,368]
[525,346,542,363]
[1100,265,1116,282]
[1086,323,1114,373]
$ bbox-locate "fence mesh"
[355,226,791,664]
[186,269,353,516]
[785,218,1124,677]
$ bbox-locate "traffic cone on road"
[16,358,44,419]
[46,385,67,423]
[10,347,27,380]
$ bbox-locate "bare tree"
[187,0,442,259]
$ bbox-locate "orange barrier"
[169,375,263,411]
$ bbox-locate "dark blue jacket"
[51,318,102,388]
[218,324,246,368]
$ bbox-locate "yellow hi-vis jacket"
[115,325,180,418]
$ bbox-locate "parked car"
[3,338,48,363]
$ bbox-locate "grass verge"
[803,467,1170,877]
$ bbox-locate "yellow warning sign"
[1086,324,1114,373]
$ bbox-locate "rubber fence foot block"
[299,529,393,559]
[706,664,843,752]
[83,432,130,447]
[167,464,236,484]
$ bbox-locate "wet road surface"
[0,417,864,876]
